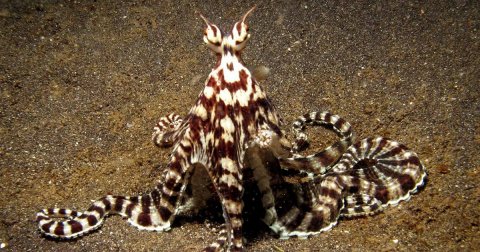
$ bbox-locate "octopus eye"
[203,27,223,53]
[199,13,224,53]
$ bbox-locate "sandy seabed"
[0,1,478,251]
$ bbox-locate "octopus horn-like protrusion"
[241,5,256,23]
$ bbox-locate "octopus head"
[200,6,256,55]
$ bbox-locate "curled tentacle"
[280,111,355,176]
[270,175,344,238]
[333,137,427,216]
[152,113,184,147]
[268,137,426,238]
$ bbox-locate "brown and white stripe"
[152,113,183,147]
[280,111,355,176]
[335,137,427,217]
[270,137,426,238]
[36,193,173,239]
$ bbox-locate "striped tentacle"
[152,113,184,147]
[37,138,196,239]
[268,171,387,238]
[268,137,426,238]
[36,192,171,239]
[202,226,228,252]
[269,175,345,238]
[242,116,354,238]
[243,126,299,229]
[280,111,355,175]
[245,145,277,227]
[333,137,427,217]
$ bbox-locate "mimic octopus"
[36,7,427,252]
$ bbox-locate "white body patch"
[203,86,214,99]
[235,89,250,106]
[219,88,233,104]
[194,105,208,120]
[221,57,241,83]
[220,117,235,133]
